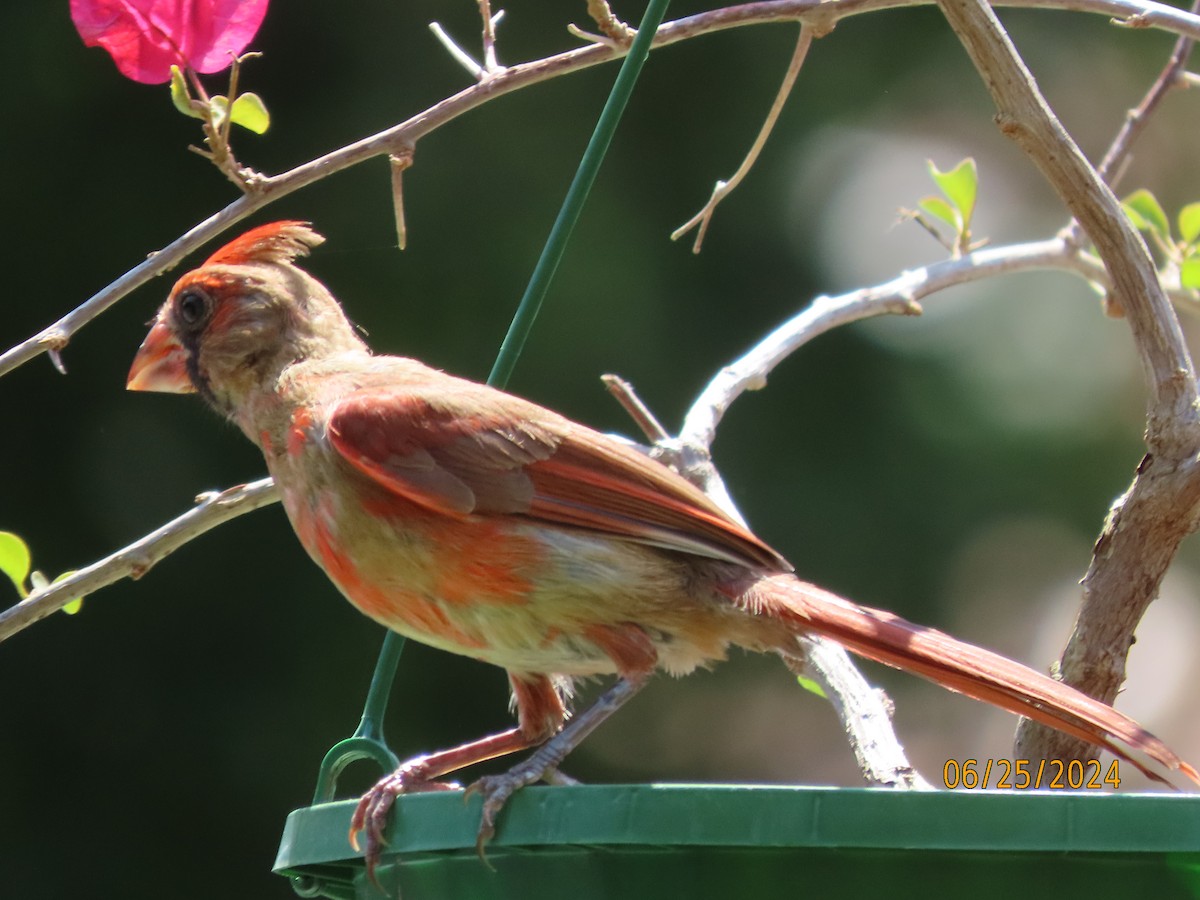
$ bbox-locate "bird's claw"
[463,773,517,861]
[465,763,577,859]
[348,762,461,885]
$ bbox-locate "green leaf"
[796,675,828,699]
[229,92,270,134]
[1123,189,1170,241]
[928,158,977,227]
[0,531,31,596]
[209,95,229,130]
[1181,255,1200,290]
[1179,202,1200,245]
[169,65,205,120]
[918,196,960,231]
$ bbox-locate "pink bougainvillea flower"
[70,0,270,84]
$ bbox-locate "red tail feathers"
[754,574,1200,788]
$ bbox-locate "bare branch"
[933,0,1200,766]
[0,478,279,644]
[663,230,1194,783]
[5,0,1200,381]
[677,237,1121,451]
[789,638,934,788]
[1095,0,1200,188]
[672,24,815,253]
[605,229,1178,788]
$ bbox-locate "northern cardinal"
[128,221,1197,869]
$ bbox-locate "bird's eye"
[175,289,211,329]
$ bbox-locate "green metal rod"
[488,0,673,390]
[354,628,406,744]
[315,0,673,801]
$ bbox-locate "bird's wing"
[326,383,790,571]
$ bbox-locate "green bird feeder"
[275,784,1200,899]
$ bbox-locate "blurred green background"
[3,2,1200,897]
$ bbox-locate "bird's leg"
[467,673,649,856]
[350,673,566,880]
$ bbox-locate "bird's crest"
[204,221,325,267]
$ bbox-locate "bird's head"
[127,221,367,417]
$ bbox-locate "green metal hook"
[310,632,404,803]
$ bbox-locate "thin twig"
[430,21,485,78]
[186,58,259,192]
[220,52,242,151]
[479,1,506,76]
[1062,0,1200,246]
[672,24,814,253]
[0,479,279,644]
[601,374,671,442]
[566,23,613,46]
[1097,0,1200,184]
[389,149,414,251]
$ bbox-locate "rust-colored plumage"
[128,222,1199,870]
[204,219,323,266]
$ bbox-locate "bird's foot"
[465,675,648,859]
[349,759,461,883]
[465,755,577,859]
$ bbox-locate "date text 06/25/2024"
[942,758,1121,790]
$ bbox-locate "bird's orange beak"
[127,320,195,393]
